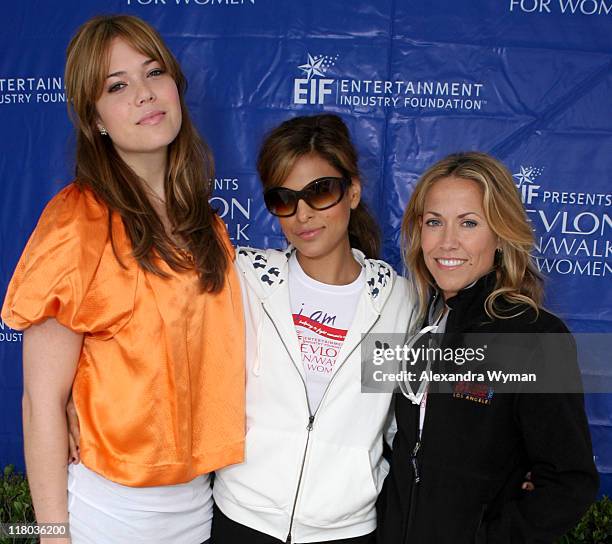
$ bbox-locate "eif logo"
[293,53,338,105]
[513,165,544,205]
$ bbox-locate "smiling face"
[95,38,182,163]
[278,153,360,263]
[420,176,499,300]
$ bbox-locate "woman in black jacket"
[377,152,599,543]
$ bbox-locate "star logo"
[513,165,544,187]
[297,53,339,81]
[298,54,326,81]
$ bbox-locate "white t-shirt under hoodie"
[288,253,365,412]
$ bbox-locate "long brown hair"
[257,114,380,259]
[401,152,543,320]
[65,15,229,292]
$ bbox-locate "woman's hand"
[66,395,81,464]
[522,471,535,491]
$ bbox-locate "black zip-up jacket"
[377,272,599,543]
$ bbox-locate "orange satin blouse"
[2,184,245,487]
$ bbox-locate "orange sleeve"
[1,184,110,333]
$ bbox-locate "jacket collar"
[236,245,396,314]
[432,270,498,332]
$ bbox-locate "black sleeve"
[484,392,598,542]
[486,318,599,543]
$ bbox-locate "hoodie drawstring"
[252,302,264,376]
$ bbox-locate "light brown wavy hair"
[257,114,381,258]
[65,15,229,292]
[401,152,543,320]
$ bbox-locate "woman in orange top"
[1,15,244,544]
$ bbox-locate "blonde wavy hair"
[401,152,543,320]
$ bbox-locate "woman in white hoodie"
[211,114,417,544]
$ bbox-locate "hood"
[236,245,397,314]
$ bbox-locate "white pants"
[68,463,212,544]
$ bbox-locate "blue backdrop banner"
[1,0,611,495]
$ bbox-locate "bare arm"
[22,318,82,541]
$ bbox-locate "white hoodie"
[214,246,417,543]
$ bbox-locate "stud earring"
[99,126,108,136]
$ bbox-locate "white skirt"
[68,463,212,544]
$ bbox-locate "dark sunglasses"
[263,176,350,217]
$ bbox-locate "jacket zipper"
[404,299,442,542]
[262,304,313,544]
[404,436,421,541]
[312,314,381,420]
[262,304,313,413]
[404,345,428,540]
[262,303,381,543]
[474,503,488,540]
[285,414,315,544]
